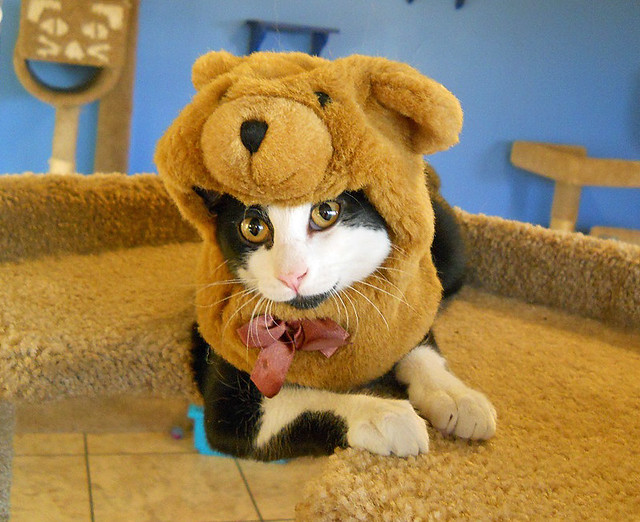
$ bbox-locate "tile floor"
[10,430,327,521]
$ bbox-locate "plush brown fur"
[155,51,463,390]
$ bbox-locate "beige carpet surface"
[0,173,198,263]
[460,211,640,329]
[0,402,14,522]
[0,242,201,401]
[297,287,640,520]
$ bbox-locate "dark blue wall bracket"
[246,20,339,56]
[407,0,466,7]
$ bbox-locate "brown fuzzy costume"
[155,51,463,391]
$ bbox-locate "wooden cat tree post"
[511,141,640,245]
[13,0,138,174]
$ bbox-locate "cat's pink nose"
[278,270,308,293]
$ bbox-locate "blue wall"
[1,0,639,232]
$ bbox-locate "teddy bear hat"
[155,51,462,391]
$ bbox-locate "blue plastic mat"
[187,404,231,457]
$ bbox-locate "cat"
[191,180,496,460]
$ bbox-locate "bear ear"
[364,58,463,155]
[192,51,244,91]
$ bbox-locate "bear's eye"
[314,91,332,108]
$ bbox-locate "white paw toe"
[423,390,458,433]
[347,398,429,457]
[413,387,497,441]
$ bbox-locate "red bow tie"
[237,314,350,397]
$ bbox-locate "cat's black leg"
[192,324,262,458]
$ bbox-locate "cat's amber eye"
[239,217,271,244]
[310,201,341,230]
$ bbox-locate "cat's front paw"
[411,386,497,441]
[346,397,429,457]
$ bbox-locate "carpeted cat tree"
[0,402,14,522]
[13,0,139,174]
[1,172,638,520]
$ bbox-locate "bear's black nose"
[240,120,268,154]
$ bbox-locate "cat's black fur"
[432,193,466,298]
[191,187,466,460]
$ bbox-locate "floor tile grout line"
[234,458,264,522]
[17,448,203,458]
[86,450,198,457]
[13,452,87,458]
[83,433,96,522]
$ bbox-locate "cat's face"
[198,190,391,310]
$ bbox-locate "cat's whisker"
[195,279,252,295]
[341,288,360,334]
[192,259,231,290]
[357,280,415,312]
[211,364,239,392]
[196,278,248,287]
[247,296,267,348]
[346,285,389,330]
[263,300,282,344]
[330,288,349,330]
[337,290,350,330]
[375,265,408,276]
[343,191,366,210]
[371,270,402,289]
[389,243,409,257]
[341,292,354,332]
[384,253,432,276]
[326,287,343,326]
[212,258,230,272]
[196,287,256,309]
[368,274,416,312]
[329,290,341,324]
[222,291,261,337]
[243,298,261,354]
[385,254,413,266]
[195,274,260,289]
[190,260,234,288]
[159,280,240,293]
[147,278,254,299]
